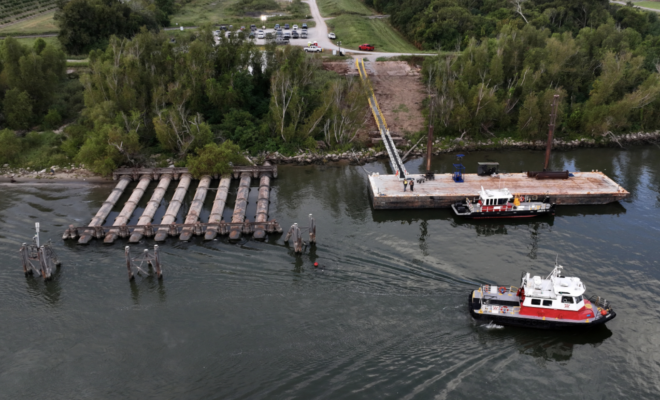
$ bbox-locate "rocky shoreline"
[263,131,660,165]
[1,131,659,181]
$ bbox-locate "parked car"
[240,26,245,30]
[248,31,255,38]
[266,32,274,39]
[250,24,256,31]
[304,45,322,53]
[292,31,299,39]
[359,43,375,51]
[284,23,290,29]
[276,29,283,36]
[257,30,265,39]
[328,32,336,39]
[293,24,298,30]
[302,23,307,29]
[276,37,289,45]
[284,30,291,39]
[301,31,308,39]
[274,24,280,30]
[219,25,227,31]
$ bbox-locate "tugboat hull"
[467,293,616,330]
[452,203,555,219]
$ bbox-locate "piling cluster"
[63,164,282,244]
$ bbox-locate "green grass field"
[327,15,419,53]
[10,36,59,48]
[171,0,312,27]
[317,0,372,17]
[0,11,58,35]
[634,2,660,10]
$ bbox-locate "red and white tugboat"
[451,187,555,219]
[468,263,615,329]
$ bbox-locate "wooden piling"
[104,175,151,244]
[229,172,251,240]
[125,246,134,281]
[153,244,162,279]
[154,174,192,242]
[204,176,231,240]
[78,175,131,244]
[129,174,172,243]
[253,162,272,240]
[179,175,211,241]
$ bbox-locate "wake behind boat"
[452,187,555,219]
[469,264,615,330]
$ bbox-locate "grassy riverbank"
[0,11,57,35]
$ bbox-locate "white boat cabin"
[521,265,586,311]
[479,187,513,206]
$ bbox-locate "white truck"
[304,45,322,53]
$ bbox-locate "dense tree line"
[366,0,660,51]
[55,0,176,54]
[424,23,660,141]
[61,29,367,175]
[0,38,74,130]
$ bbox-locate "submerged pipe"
[154,174,192,242]
[104,175,151,243]
[204,176,231,240]
[129,174,172,243]
[179,175,212,241]
[78,175,131,244]
[228,172,251,241]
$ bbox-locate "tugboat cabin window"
[562,296,574,304]
[575,295,583,303]
[498,198,507,205]
[531,299,541,305]
[542,300,553,306]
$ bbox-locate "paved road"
[610,1,660,12]
[303,0,432,61]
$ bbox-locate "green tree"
[3,89,33,130]
[0,129,22,164]
[186,141,248,179]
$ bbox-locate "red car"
[359,44,375,51]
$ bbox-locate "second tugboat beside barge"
[469,264,616,330]
[452,187,556,219]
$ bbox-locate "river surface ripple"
[1,147,659,399]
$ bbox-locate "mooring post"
[285,223,303,253]
[229,172,252,240]
[38,246,51,280]
[308,214,316,244]
[153,244,162,279]
[204,175,231,240]
[125,246,134,281]
[20,243,29,276]
[253,161,272,240]
[154,174,192,242]
[104,175,152,244]
[180,175,212,241]
[78,175,132,244]
[129,173,173,243]
[543,94,560,171]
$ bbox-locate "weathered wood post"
[38,246,51,280]
[125,246,134,281]
[253,161,272,240]
[229,172,252,241]
[204,175,231,240]
[308,214,316,244]
[104,175,151,243]
[78,175,132,244]
[285,223,303,253]
[153,244,162,279]
[20,243,30,276]
[180,175,211,241]
[129,173,172,243]
[154,174,192,242]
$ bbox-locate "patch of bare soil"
[369,61,425,138]
[322,61,358,75]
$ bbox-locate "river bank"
[2,131,658,182]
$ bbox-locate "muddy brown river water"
[1,146,659,399]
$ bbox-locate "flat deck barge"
[368,172,629,209]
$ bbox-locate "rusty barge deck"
[368,172,629,209]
